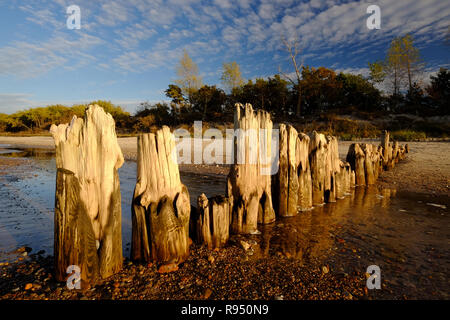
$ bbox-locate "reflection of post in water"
[257,223,273,257]
[262,185,400,263]
[380,188,397,208]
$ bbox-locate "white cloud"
[0,32,103,77]
[0,93,35,113]
[115,23,156,48]
[96,1,132,26]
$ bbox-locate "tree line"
[0,34,448,135]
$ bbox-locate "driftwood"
[227,103,275,234]
[131,126,190,265]
[50,105,124,285]
[196,194,231,249]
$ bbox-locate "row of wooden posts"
[50,104,408,285]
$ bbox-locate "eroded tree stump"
[346,143,366,186]
[274,125,313,215]
[131,126,190,265]
[346,132,408,187]
[361,143,378,185]
[276,124,289,216]
[335,161,352,199]
[196,194,231,249]
[309,131,328,205]
[227,103,275,234]
[325,136,341,202]
[296,133,313,211]
[50,105,124,285]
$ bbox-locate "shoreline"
[0,136,448,197]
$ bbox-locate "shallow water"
[0,147,226,259]
[0,147,448,298]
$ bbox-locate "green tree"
[301,66,341,114]
[165,84,186,105]
[426,68,450,114]
[405,82,425,114]
[220,62,244,93]
[266,75,290,115]
[368,61,386,84]
[191,85,226,119]
[175,50,203,102]
[337,73,382,111]
[135,102,172,127]
[385,37,406,96]
[400,34,423,92]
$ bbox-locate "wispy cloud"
[0,32,103,77]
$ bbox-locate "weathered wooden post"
[346,143,366,186]
[50,105,124,285]
[309,131,328,205]
[276,124,289,216]
[227,103,275,234]
[381,130,390,168]
[335,160,352,199]
[361,143,377,185]
[131,126,190,266]
[296,133,313,211]
[286,125,300,215]
[325,135,340,202]
[196,194,231,249]
[392,141,399,164]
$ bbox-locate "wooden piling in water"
[50,105,124,285]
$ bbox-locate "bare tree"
[279,36,304,117]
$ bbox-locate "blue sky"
[0,0,449,114]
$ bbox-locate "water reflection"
[0,147,54,159]
[253,186,398,263]
[0,148,226,259]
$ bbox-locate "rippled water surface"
[0,146,448,298]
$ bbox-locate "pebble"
[202,288,212,299]
[240,240,251,251]
[157,263,178,273]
